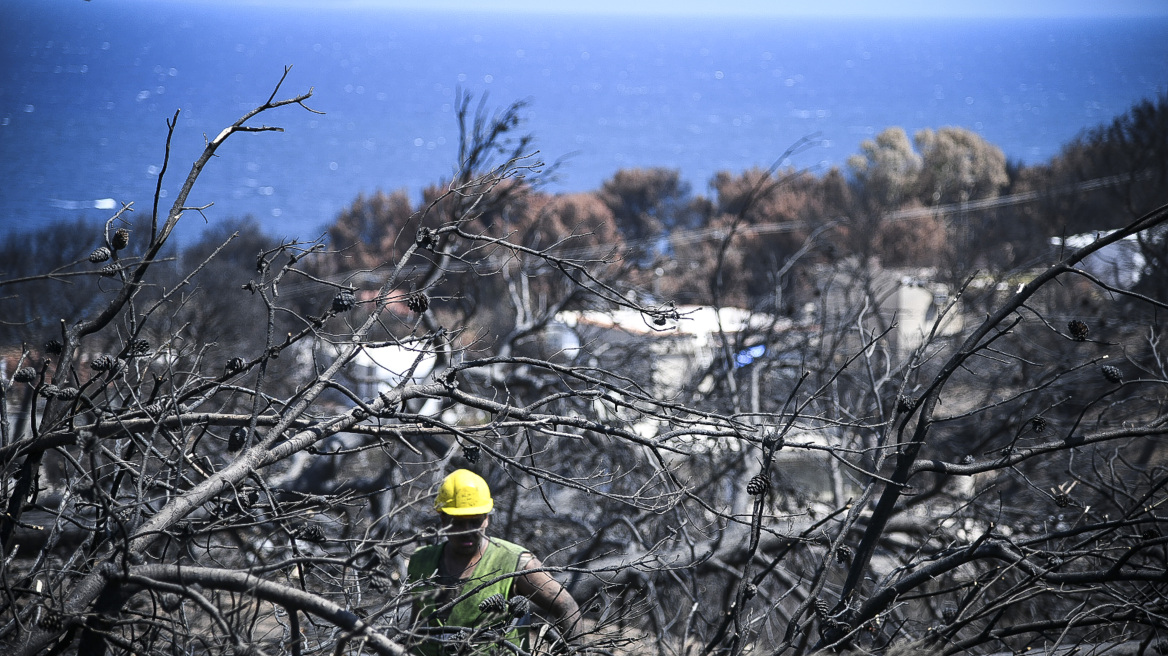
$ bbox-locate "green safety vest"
[406,537,529,656]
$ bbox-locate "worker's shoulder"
[406,543,442,577]
[486,536,531,557]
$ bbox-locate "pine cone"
[112,228,131,250]
[160,593,182,613]
[507,596,530,617]
[89,246,111,263]
[332,290,357,313]
[813,598,831,619]
[44,339,63,355]
[1101,365,1123,384]
[174,522,196,542]
[13,367,37,384]
[90,354,116,372]
[40,384,60,398]
[406,291,430,313]
[896,394,918,414]
[835,545,853,564]
[746,474,770,496]
[227,427,247,453]
[415,227,437,250]
[1053,492,1071,508]
[463,445,481,464]
[100,263,121,277]
[37,608,63,631]
[369,573,391,593]
[295,524,325,543]
[1068,320,1089,341]
[941,604,958,623]
[478,593,507,614]
[1031,416,1047,433]
[127,339,150,356]
[55,386,79,401]
[226,357,245,374]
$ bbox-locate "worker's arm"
[514,553,582,643]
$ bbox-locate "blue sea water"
[1,1,1165,244]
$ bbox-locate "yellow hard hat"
[434,469,494,516]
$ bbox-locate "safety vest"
[406,537,529,656]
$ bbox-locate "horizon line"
[141,0,1168,19]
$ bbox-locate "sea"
[1,1,1166,245]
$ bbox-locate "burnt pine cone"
[41,384,60,398]
[896,394,918,414]
[227,427,247,453]
[507,596,530,617]
[89,246,111,263]
[13,367,37,384]
[478,593,507,614]
[1068,320,1089,341]
[1102,365,1123,384]
[1031,415,1047,433]
[296,524,326,543]
[746,474,770,496]
[45,339,64,355]
[369,573,391,593]
[332,290,357,313]
[813,598,831,619]
[406,291,430,313]
[91,354,116,372]
[415,227,437,250]
[37,608,63,631]
[463,445,481,464]
[100,263,121,277]
[835,545,853,564]
[226,357,245,374]
[160,593,182,613]
[112,228,131,250]
[55,386,79,401]
[127,339,150,356]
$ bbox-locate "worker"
[407,469,582,655]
